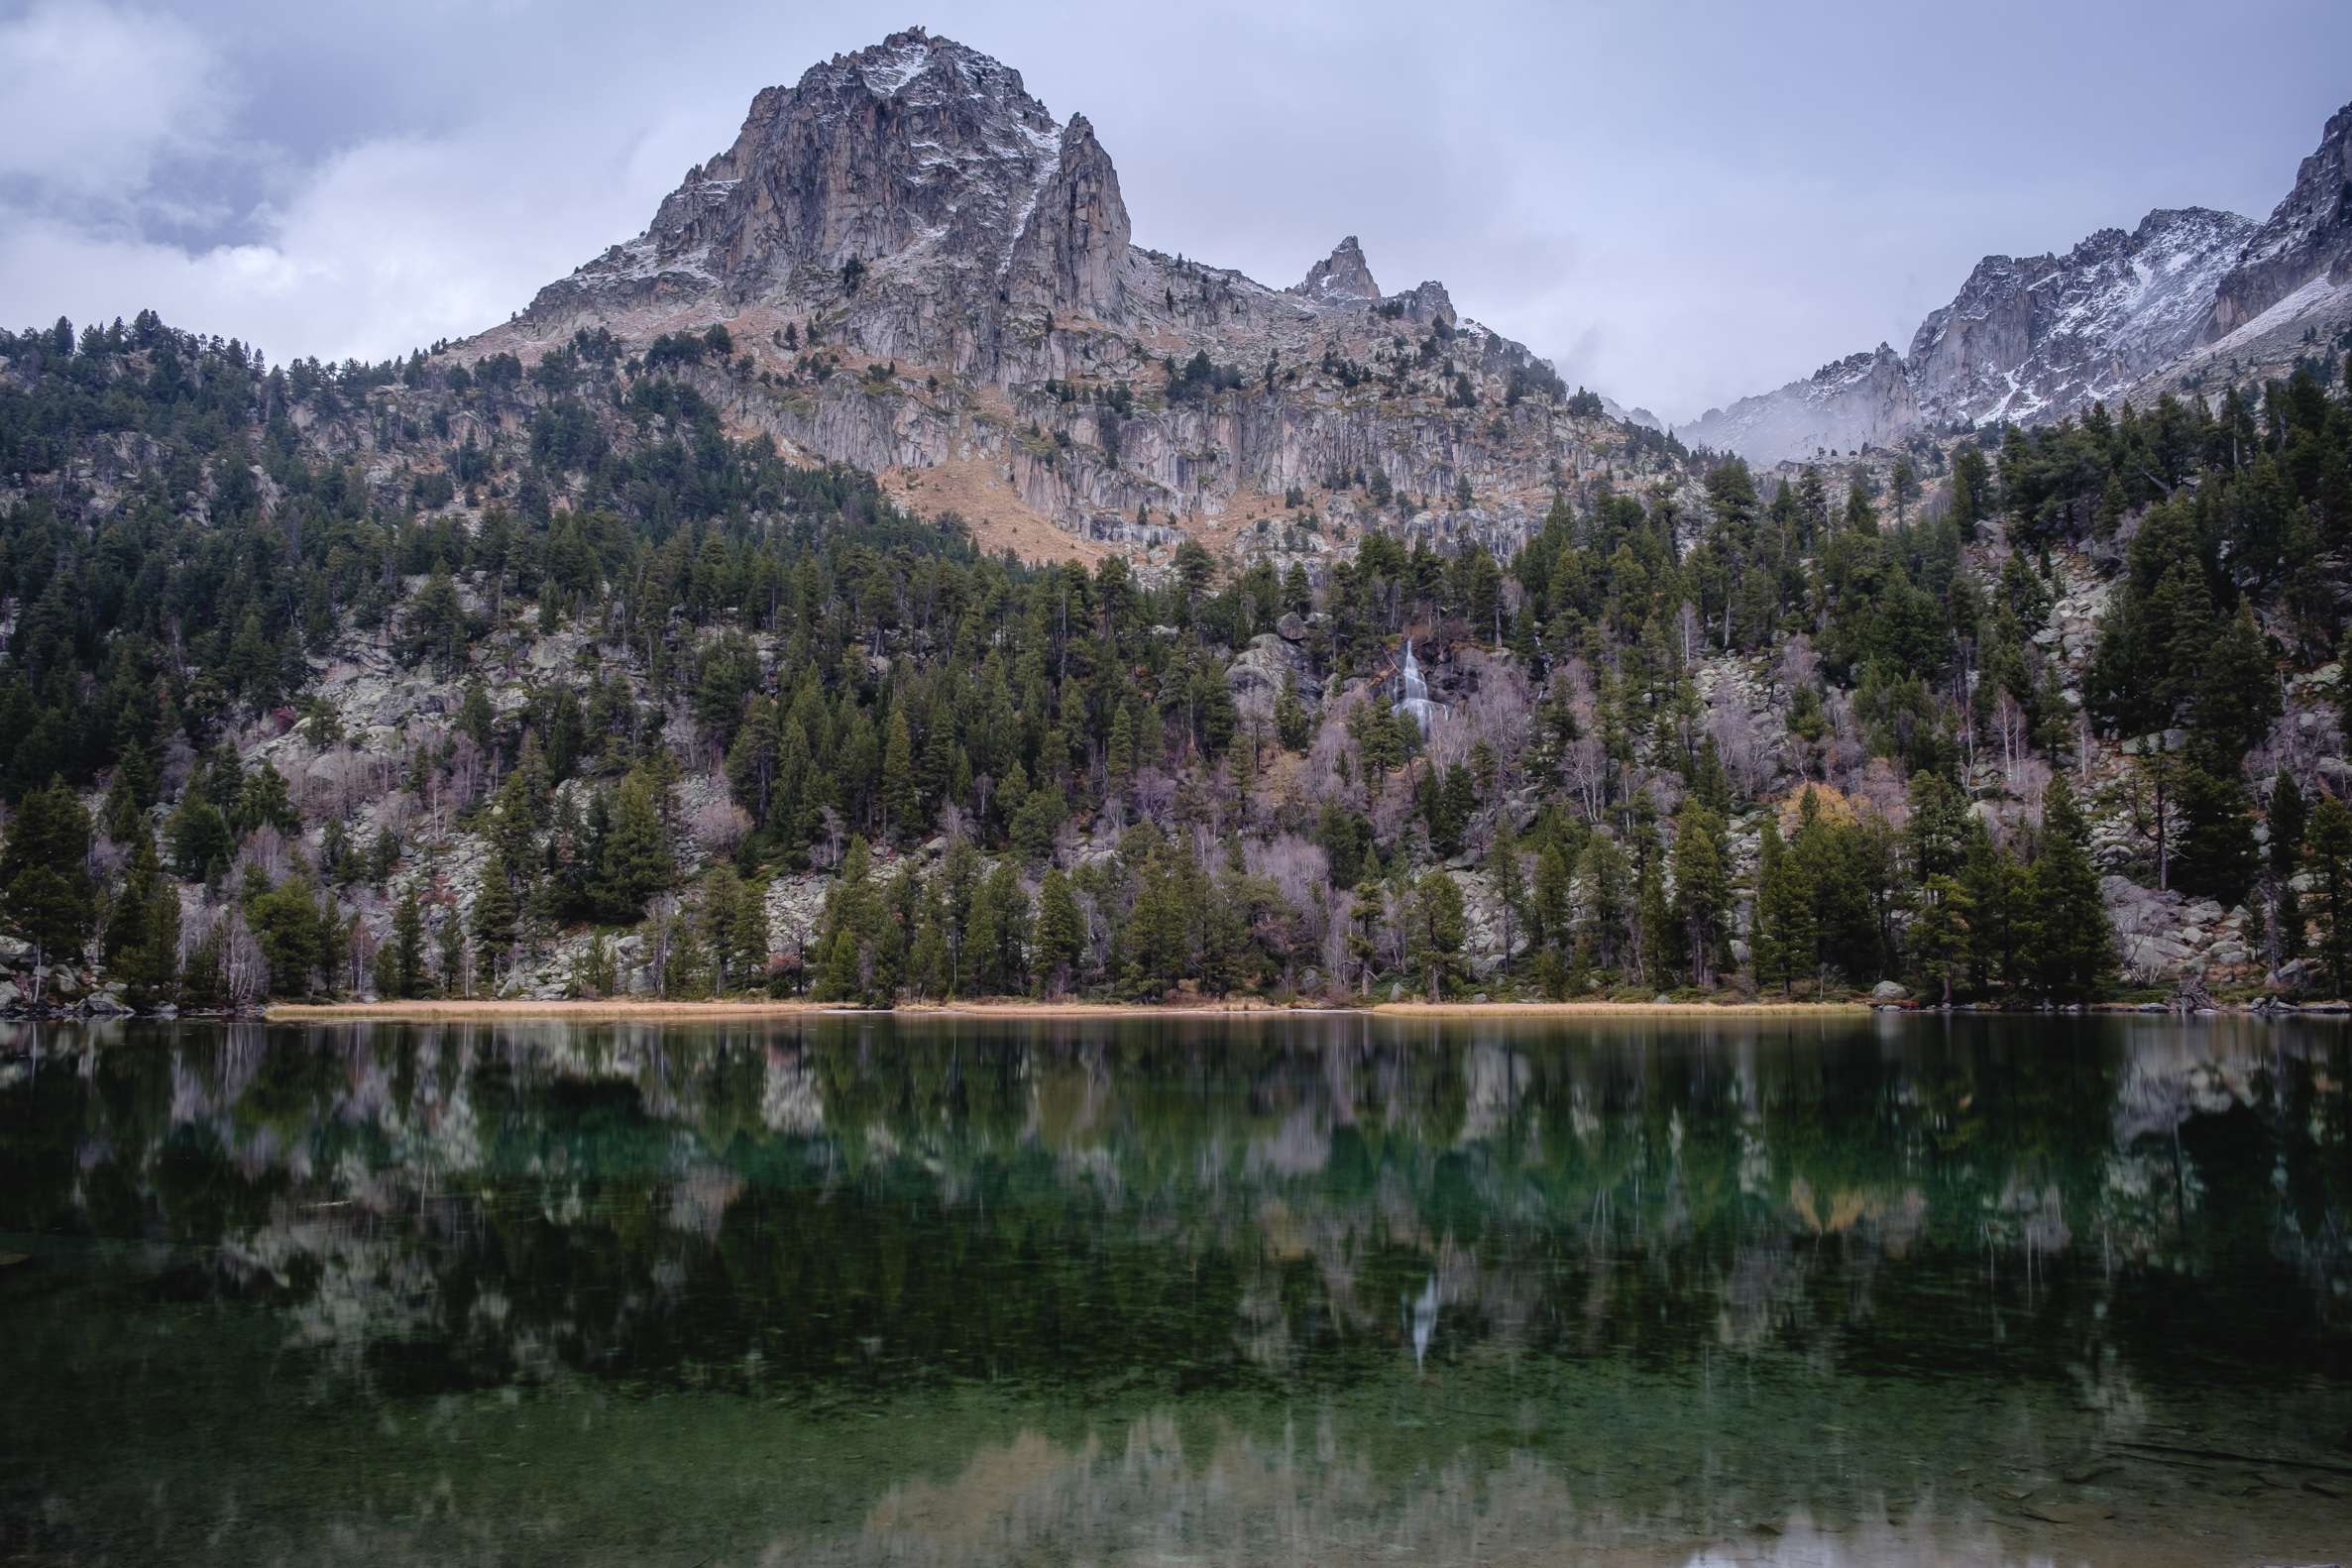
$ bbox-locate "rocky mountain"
[1906,207,2254,425]
[2204,102,2352,341]
[1292,236,1382,303]
[1671,344,1917,467]
[1687,103,2351,465]
[2131,102,2352,405]
[479,27,1656,565]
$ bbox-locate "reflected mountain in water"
[2,1015,2349,1565]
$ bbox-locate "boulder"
[1869,980,1911,1002]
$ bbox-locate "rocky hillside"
[1688,104,2352,465]
[468,28,1663,565]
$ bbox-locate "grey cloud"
[2,0,2346,420]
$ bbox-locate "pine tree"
[1908,875,1972,1004]
[592,768,673,922]
[1407,870,1466,1001]
[1,778,95,1000]
[436,910,467,998]
[381,889,428,1000]
[2024,777,2112,1001]
[1669,801,1730,986]
[167,796,234,882]
[815,926,863,1003]
[881,704,918,840]
[1752,815,1814,996]
[1530,840,1573,962]
[1035,867,1084,994]
[2309,796,2352,997]
[972,861,1031,994]
[2270,773,2308,962]
[1485,825,1525,979]
[1122,845,1190,998]
[472,848,521,985]
[2171,743,2259,908]
[1906,771,1969,884]
[101,831,179,1007]
[1960,819,2022,997]
[1576,834,1631,977]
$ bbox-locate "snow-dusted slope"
[2204,102,2352,341]
[1688,99,2349,465]
[2127,102,2352,404]
[1907,207,2253,426]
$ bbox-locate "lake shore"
[258,996,1883,1022]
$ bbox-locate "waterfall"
[1395,638,1442,734]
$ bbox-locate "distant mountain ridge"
[1685,105,2352,464]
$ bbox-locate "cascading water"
[1396,637,1443,734]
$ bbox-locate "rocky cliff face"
[1907,207,2253,425]
[1681,344,1920,463]
[2204,102,2352,341]
[1692,102,2350,466]
[1293,237,1381,303]
[473,29,1657,563]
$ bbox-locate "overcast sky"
[2,0,2346,422]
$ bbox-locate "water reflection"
[2,1014,2348,1565]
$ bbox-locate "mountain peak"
[2203,98,2352,340]
[1295,236,1381,301]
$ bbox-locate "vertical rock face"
[526,27,1116,375]
[1293,237,1381,302]
[2204,101,2352,340]
[1005,114,1130,320]
[1907,207,2253,425]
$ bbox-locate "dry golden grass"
[268,997,1873,1023]
[1371,1000,1871,1017]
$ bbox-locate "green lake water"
[2,1014,2349,1566]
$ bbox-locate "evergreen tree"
[1576,834,1632,978]
[167,797,233,882]
[1752,815,1814,996]
[592,769,673,922]
[437,909,468,998]
[379,889,428,1000]
[2024,777,2112,1001]
[1908,875,1972,1004]
[1,778,95,998]
[101,831,179,1007]
[2171,743,2259,908]
[2309,796,2352,997]
[472,848,521,984]
[1035,867,1084,994]
[1960,819,2022,998]
[881,704,918,840]
[1407,870,1466,1001]
[1485,824,1525,979]
[2269,773,2308,963]
[1670,801,1730,986]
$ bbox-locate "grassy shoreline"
[259,996,1881,1022]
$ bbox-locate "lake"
[2,1014,2348,1566]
